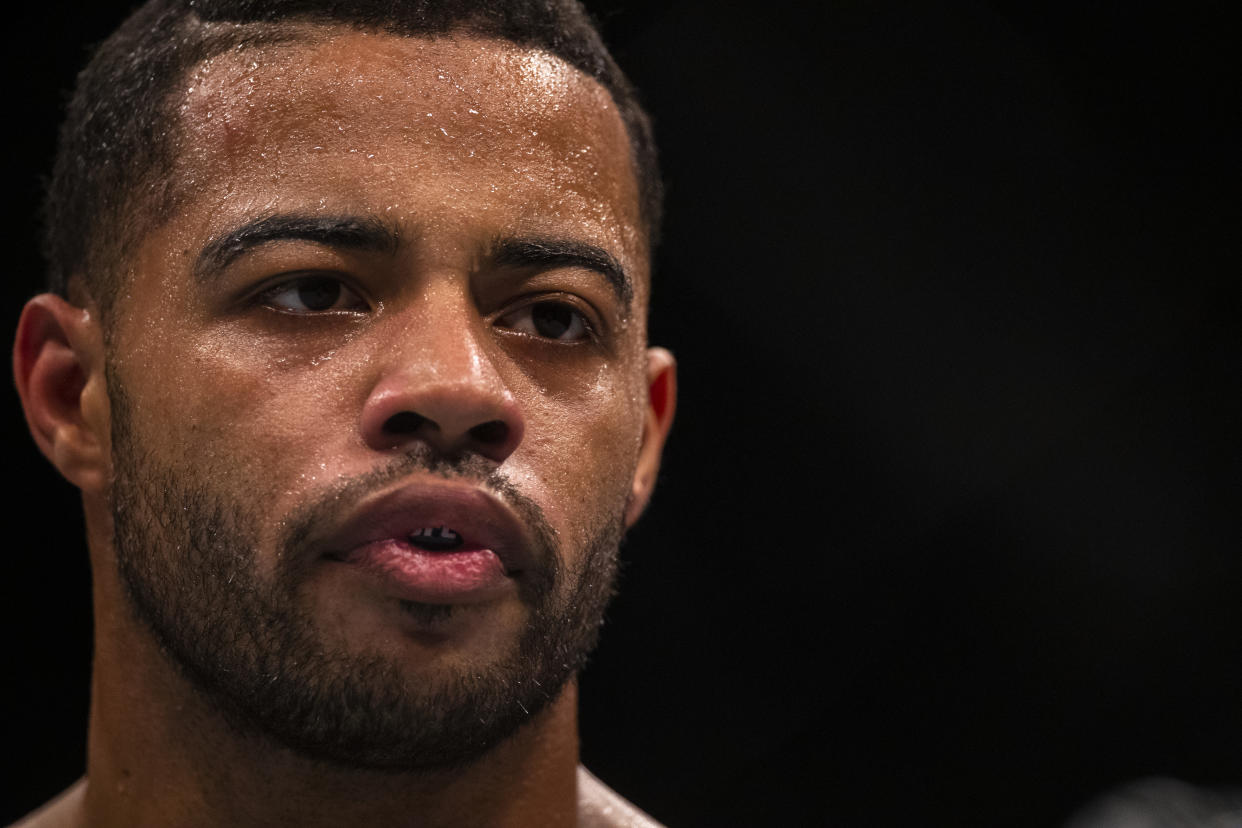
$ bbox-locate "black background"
[2,2,1237,826]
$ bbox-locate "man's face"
[101,30,655,769]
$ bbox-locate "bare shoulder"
[16,773,661,827]
[577,766,666,828]
[7,779,85,828]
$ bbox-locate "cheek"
[514,365,645,544]
[116,323,369,490]
[113,301,647,556]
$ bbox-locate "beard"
[107,382,623,772]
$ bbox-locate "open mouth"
[315,480,542,606]
[408,526,464,551]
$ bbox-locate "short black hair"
[44,0,660,309]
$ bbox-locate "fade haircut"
[44,0,660,314]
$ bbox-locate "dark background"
[2,2,1237,826]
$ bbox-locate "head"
[15,0,675,772]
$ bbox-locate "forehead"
[167,28,644,267]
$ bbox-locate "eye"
[496,301,590,342]
[260,275,368,314]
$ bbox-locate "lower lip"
[337,539,512,604]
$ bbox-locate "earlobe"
[13,293,111,493]
[624,347,677,528]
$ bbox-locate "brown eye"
[497,301,589,341]
[261,276,367,314]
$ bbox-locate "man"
[11,0,676,825]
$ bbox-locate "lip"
[315,478,539,602]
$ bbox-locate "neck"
[79,508,581,828]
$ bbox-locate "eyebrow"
[195,214,398,282]
[491,236,634,311]
[193,213,633,311]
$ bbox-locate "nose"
[359,313,525,464]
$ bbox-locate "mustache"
[276,446,562,590]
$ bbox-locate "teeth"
[409,526,463,550]
[412,527,460,540]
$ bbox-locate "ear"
[624,346,677,528]
[13,293,111,493]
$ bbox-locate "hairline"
[53,7,661,324]
[83,22,649,320]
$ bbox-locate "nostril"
[384,411,428,435]
[468,420,509,445]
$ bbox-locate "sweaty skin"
[13,28,675,828]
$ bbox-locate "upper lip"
[317,478,538,575]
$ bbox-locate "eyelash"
[253,275,601,343]
[258,274,368,314]
[495,298,596,344]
